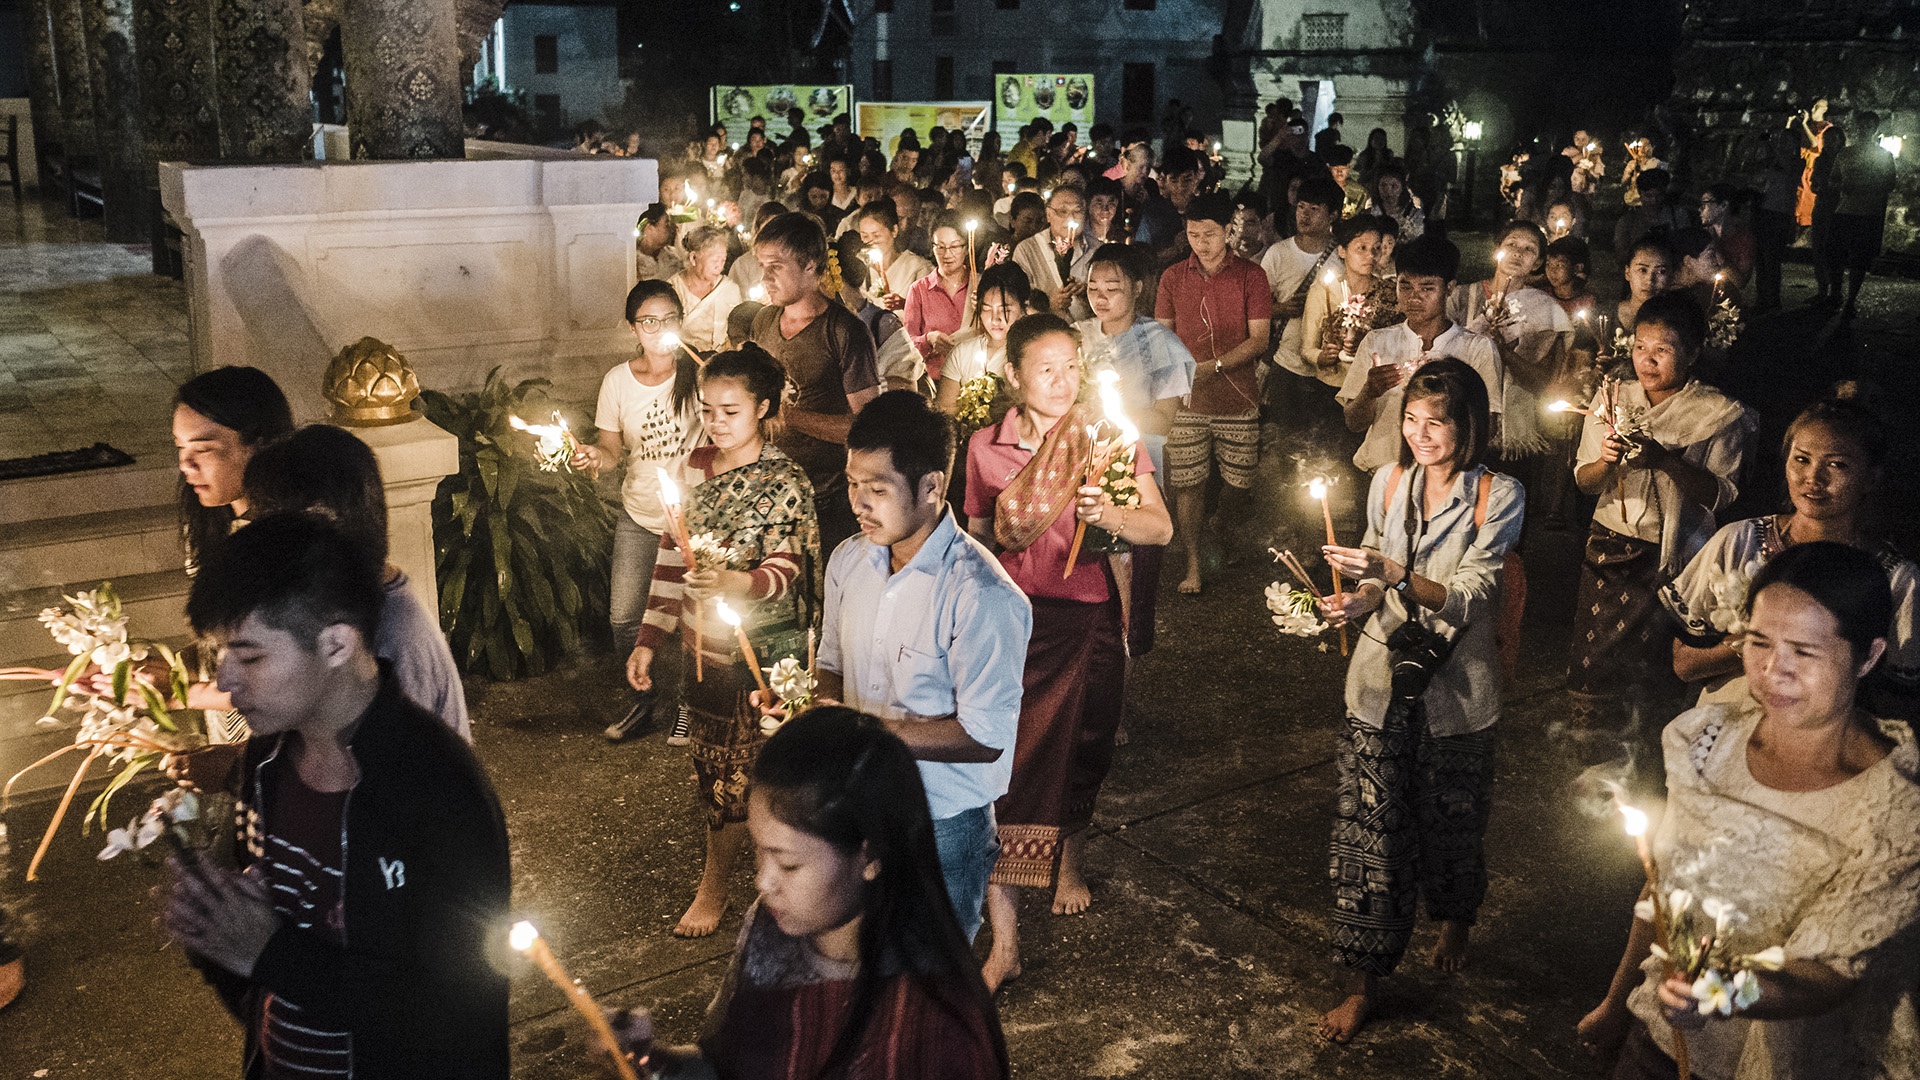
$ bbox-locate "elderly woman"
[1580,542,1920,1080]
[670,225,744,354]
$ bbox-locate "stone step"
[0,502,183,595]
[0,458,178,527]
[0,567,190,670]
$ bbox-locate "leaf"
[112,658,130,705]
[137,681,176,732]
[87,755,154,831]
[48,651,91,713]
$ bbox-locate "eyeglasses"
[933,241,967,252]
[634,315,683,332]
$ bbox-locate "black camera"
[1386,619,1457,700]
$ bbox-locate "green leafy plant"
[422,370,613,680]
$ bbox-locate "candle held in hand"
[715,599,774,704]
[510,922,641,1080]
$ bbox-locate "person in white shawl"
[1566,290,1756,743]
[1661,390,1919,721]
[1011,187,1097,322]
[1580,544,1920,1080]
[669,225,744,353]
[1447,221,1573,457]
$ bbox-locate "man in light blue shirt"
[816,391,1032,941]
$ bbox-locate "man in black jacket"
[164,514,510,1079]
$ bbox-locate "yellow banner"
[711,85,855,143]
[993,74,1094,149]
[855,102,990,158]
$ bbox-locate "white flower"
[1731,969,1762,1011]
[1742,945,1786,971]
[97,827,138,860]
[766,657,816,707]
[1699,897,1738,935]
[1692,969,1736,1016]
[91,640,132,671]
[1634,898,1656,923]
[1668,888,1694,915]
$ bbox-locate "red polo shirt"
[1154,252,1272,417]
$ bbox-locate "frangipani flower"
[1692,968,1737,1016]
[1699,897,1738,935]
[1731,969,1762,1011]
[1742,946,1786,971]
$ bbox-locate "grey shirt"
[377,570,471,742]
[1342,465,1525,736]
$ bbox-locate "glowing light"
[748,283,766,302]
[1322,269,1337,286]
[1879,134,1903,158]
[964,219,978,234]
[682,181,694,202]
[1309,477,1329,501]
[1462,121,1483,142]
[715,599,742,628]
[1619,804,1648,838]
[1093,369,1138,444]
[657,467,681,508]
[1548,400,1573,413]
[509,921,539,952]
[661,330,683,351]
[866,248,883,267]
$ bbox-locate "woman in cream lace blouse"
[1579,542,1920,1080]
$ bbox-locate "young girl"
[1316,359,1524,1043]
[574,281,706,741]
[1448,220,1573,458]
[629,346,819,939]
[620,708,1011,1080]
[1566,291,1756,746]
[852,201,933,309]
[935,263,1029,416]
[964,314,1172,993]
[670,226,743,354]
[1301,214,1403,396]
[1663,389,1917,720]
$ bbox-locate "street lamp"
[1460,118,1483,228]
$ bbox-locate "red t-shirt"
[260,768,352,1079]
[1153,253,1273,417]
[964,410,1155,604]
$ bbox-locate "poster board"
[993,74,1094,149]
[711,84,855,143]
[855,101,990,158]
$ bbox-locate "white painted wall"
[501,4,623,127]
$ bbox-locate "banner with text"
[711,85,855,143]
[993,74,1094,149]
[855,101,991,157]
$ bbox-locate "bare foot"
[1178,568,1203,594]
[1317,993,1375,1043]
[1113,717,1130,747]
[1430,920,1470,973]
[981,940,1022,994]
[1053,834,1092,916]
[672,891,729,938]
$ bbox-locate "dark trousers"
[1752,207,1794,309]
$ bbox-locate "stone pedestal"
[342,0,464,159]
[352,417,459,619]
[161,152,658,421]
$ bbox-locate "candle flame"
[1619,804,1648,838]
[657,467,681,507]
[748,283,767,301]
[1309,477,1329,500]
[866,248,883,266]
[1548,400,1573,413]
[1576,307,1591,322]
[509,921,539,951]
[682,181,694,202]
[715,599,742,628]
[662,330,683,350]
[1322,269,1337,286]
[1495,249,1507,263]
[1093,369,1138,444]
[965,218,978,233]
[1714,271,1725,283]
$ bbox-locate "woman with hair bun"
[670,225,744,353]
[1663,386,1917,720]
[629,344,821,939]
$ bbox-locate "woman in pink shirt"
[903,211,975,382]
[962,313,1172,993]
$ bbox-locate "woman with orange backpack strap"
[1310,358,1525,1045]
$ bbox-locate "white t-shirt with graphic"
[594,362,703,531]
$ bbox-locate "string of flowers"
[1,583,205,881]
[954,373,1004,435]
[1708,297,1744,351]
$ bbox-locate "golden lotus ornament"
[324,337,421,426]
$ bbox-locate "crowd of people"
[121,93,1917,1080]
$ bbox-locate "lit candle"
[715,599,774,704]
[659,330,706,366]
[805,626,816,676]
[1620,803,1691,1075]
[964,218,979,275]
[1711,270,1726,306]
[657,468,704,681]
[1310,477,1348,657]
[682,180,695,204]
[748,283,767,302]
[510,922,641,1080]
[866,248,888,298]
[1063,370,1138,579]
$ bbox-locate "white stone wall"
[500,4,625,129]
[160,153,658,422]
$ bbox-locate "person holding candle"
[833,251,925,394]
[1338,234,1504,475]
[749,212,882,557]
[1301,215,1403,399]
[1011,187,1097,322]
[635,203,685,283]
[1448,220,1574,460]
[1314,358,1524,1043]
[573,280,707,741]
[1565,290,1757,751]
[1365,163,1425,243]
[904,211,976,384]
[609,708,1011,1080]
[669,225,743,355]
[726,200,786,300]
[1662,389,1917,722]
[1612,238,1676,372]
[1262,177,1345,428]
[1159,190,1275,595]
[630,345,821,939]
[852,200,932,310]
[1578,542,1920,1080]
[162,514,513,1078]
[963,314,1173,992]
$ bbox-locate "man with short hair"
[751,212,882,553]
[1262,176,1347,431]
[1822,109,1897,320]
[1135,143,1205,264]
[1339,234,1504,472]
[163,514,511,1079]
[1156,191,1274,594]
[1323,144,1368,218]
[815,390,1033,942]
[1013,186,1096,320]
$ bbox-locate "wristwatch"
[1390,568,1411,593]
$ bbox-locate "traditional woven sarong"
[991,593,1127,889]
[1566,522,1684,736]
[687,654,767,830]
[1329,705,1496,978]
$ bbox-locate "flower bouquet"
[686,532,741,571]
[1639,890,1786,1018]
[508,412,578,472]
[1,583,206,881]
[1078,439,1143,559]
[954,373,1004,435]
[759,657,818,735]
[1703,557,1763,638]
[1708,297,1744,350]
[1264,582,1328,638]
[97,787,207,864]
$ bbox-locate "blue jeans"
[931,804,998,944]
[609,515,661,650]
